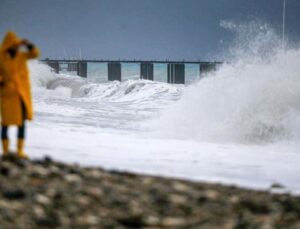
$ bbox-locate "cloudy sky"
[0,0,299,60]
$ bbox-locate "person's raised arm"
[21,39,40,59]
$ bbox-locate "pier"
[41,59,222,84]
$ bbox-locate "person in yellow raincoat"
[0,31,39,159]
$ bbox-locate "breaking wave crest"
[35,70,182,103]
[155,22,300,143]
[29,61,182,103]
[29,60,58,87]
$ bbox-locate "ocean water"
[86,62,200,84]
[21,22,300,194]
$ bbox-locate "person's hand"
[20,39,34,50]
[20,39,30,46]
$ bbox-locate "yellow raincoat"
[0,31,39,126]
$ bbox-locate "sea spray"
[29,60,58,87]
[153,22,300,143]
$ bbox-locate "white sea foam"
[38,71,182,103]
[29,60,58,87]
[154,22,300,143]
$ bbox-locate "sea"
[59,62,201,84]
[12,22,300,194]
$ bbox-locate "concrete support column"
[167,63,185,84]
[77,62,87,78]
[140,62,153,80]
[46,62,59,73]
[108,62,121,81]
[200,62,217,77]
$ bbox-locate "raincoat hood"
[1,31,22,51]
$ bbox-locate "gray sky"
[1,0,299,60]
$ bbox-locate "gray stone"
[35,194,51,206]
[161,217,186,227]
[65,174,82,184]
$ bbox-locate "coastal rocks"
[64,174,82,184]
[2,188,26,200]
[0,156,300,228]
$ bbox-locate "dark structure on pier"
[140,62,154,80]
[167,63,185,84]
[108,62,121,81]
[47,62,60,73]
[42,59,222,84]
[77,62,87,78]
[200,62,218,76]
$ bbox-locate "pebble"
[77,195,91,206]
[87,169,103,179]
[2,189,26,200]
[142,177,155,185]
[78,215,99,225]
[9,167,21,178]
[35,194,51,206]
[86,215,99,225]
[117,215,144,228]
[129,200,143,215]
[9,201,24,212]
[0,165,10,176]
[45,188,57,198]
[33,206,46,218]
[204,190,219,200]
[85,187,103,199]
[169,194,187,204]
[35,215,60,228]
[29,165,50,178]
[65,174,82,184]
[172,182,190,192]
[48,165,61,176]
[67,204,79,215]
[30,177,44,186]
[161,217,186,227]
[144,216,160,226]
[0,200,10,208]
[230,195,240,204]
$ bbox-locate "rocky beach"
[0,156,300,229]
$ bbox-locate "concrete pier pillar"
[167,63,185,84]
[200,62,217,77]
[108,62,121,81]
[140,62,154,80]
[77,62,87,78]
[46,61,59,73]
